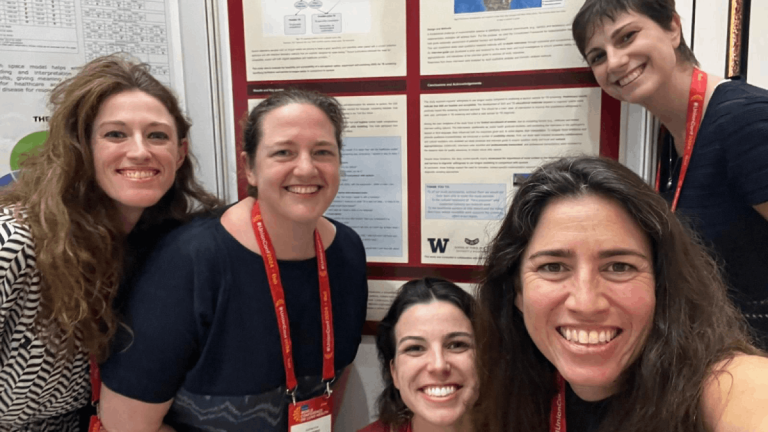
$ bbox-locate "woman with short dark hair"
[474,156,768,432]
[572,0,768,347]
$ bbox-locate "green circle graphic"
[11,131,48,171]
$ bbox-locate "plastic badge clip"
[324,377,336,398]
[287,387,297,405]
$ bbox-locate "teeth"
[560,327,618,345]
[423,386,457,397]
[618,65,644,87]
[121,170,157,179]
[589,331,599,344]
[287,185,319,194]
[578,330,588,344]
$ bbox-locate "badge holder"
[287,380,334,432]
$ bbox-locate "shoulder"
[0,206,33,243]
[0,207,35,268]
[326,217,365,253]
[152,212,228,258]
[708,80,768,127]
[701,354,768,431]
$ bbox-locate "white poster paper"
[242,0,406,81]
[420,0,586,75]
[420,87,602,265]
[0,0,185,184]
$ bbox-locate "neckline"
[216,212,341,263]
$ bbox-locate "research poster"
[420,0,586,75]
[241,0,407,81]
[247,94,409,263]
[229,0,619,285]
[420,87,602,265]
[366,279,475,321]
[0,0,185,185]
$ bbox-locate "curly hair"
[375,277,475,427]
[242,88,345,197]
[572,0,699,67]
[473,156,761,432]
[0,54,222,360]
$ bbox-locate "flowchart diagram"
[262,0,371,36]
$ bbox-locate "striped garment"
[0,207,89,431]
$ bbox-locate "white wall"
[748,1,768,88]
[178,0,238,202]
[336,337,385,431]
[691,0,730,76]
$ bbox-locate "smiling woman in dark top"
[474,157,768,432]
[572,0,768,348]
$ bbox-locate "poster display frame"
[226,0,621,333]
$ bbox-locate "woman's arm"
[100,384,175,432]
[701,355,768,431]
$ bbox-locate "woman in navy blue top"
[99,89,368,431]
[572,0,768,349]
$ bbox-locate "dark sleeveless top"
[565,384,612,432]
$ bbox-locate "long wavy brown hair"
[0,55,222,360]
[473,156,763,432]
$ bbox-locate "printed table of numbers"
[0,0,78,52]
[82,0,171,84]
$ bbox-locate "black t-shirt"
[660,79,768,348]
[564,383,611,432]
[101,213,368,431]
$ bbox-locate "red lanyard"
[655,68,708,212]
[549,372,567,432]
[251,200,335,396]
[89,356,102,431]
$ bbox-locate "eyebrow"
[585,22,634,57]
[269,140,337,147]
[396,331,473,347]
[445,331,473,340]
[96,120,172,128]
[527,248,648,261]
[396,336,425,347]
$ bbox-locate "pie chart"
[0,131,48,187]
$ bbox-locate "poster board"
[0,0,186,185]
[226,0,620,331]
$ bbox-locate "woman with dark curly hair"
[572,0,768,347]
[0,55,220,430]
[360,277,477,432]
[473,156,768,432]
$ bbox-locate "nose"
[564,268,610,317]
[126,134,151,161]
[605,48,629,74]
[294,152,318,177]
[426,348,451,374]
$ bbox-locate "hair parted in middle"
[0,54,222,360]
[242,88,345,198]
[473,156,761,432]
[375,277,476,427]
[572,0,699,67]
